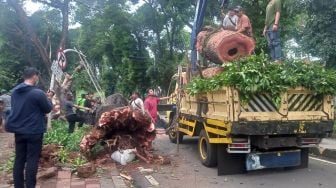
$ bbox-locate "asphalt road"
[129,133,336,188]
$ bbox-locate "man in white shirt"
[130,91,145,114]
[222,8,238,31]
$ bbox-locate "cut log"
[196,29,255,64]
[202,67,225,78]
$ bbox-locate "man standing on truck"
[263,0,282,61]
[235,6,253,37]
[222,8,238,31]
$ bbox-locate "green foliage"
[44,120,69,146]
[187,54,336,102]
[72,156,88,168]
[1,0,335,98]
[58,147,69,164]
[44,120,90,152]
[0,152,15,172]
[87,140,106,159]
[298,0,336,67]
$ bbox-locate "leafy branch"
[187,54,336,103]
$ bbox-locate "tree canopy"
[0,0,335,95]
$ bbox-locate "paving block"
[110,163,119,176]
[85,178,100,184]
[71,180,86,188]
[99,177,115,188]
[57,170,71,179]
[111,176,128,188]
[56,178,71,188]
[40,178,57,188]
[86,184,100,188]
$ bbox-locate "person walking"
[263,0,282,61]
[5,67,54,188]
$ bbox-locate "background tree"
[1,0,334,97]
[298,0,336,67]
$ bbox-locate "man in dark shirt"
[84,92,94,125]
[6,67,54,188]
[63,93,89,133]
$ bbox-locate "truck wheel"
[198,129,217,167]
[167,113,183,144]
[168,128,184,144]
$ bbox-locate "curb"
[309,147,336,161]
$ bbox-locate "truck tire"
[168,128,184,144]
[198,129,217,167]
[167,113,184,144]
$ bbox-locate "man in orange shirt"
[235,6,253,37]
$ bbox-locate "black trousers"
[66,114,84,133]
[14,133,43,188]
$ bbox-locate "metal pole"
[176,65,182,153]
[63,48,105,102]
[47,40,53,129]
[47,73,55,129]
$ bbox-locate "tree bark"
[59,0,69,49]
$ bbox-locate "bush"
[44,120,91,152]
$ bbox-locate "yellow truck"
[167,76,334,175]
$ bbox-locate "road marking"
[309,156,336,165]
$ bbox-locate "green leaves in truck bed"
[186,54,336,101]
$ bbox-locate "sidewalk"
[310,137,336,160]
[0,132,128,188]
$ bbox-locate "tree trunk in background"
[59,0,69,49]
[7,0,51,76]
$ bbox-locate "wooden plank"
[145,175,159,187]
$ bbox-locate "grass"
[0,152,15,172]
[44,120,91,152]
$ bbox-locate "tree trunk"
[7,0,51,76]
[59,0,69,49]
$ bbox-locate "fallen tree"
[80,106,160,164]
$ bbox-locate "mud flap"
[217,145,246,175]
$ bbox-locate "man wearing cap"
[235,6,253,37]
[263,0,282,60]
